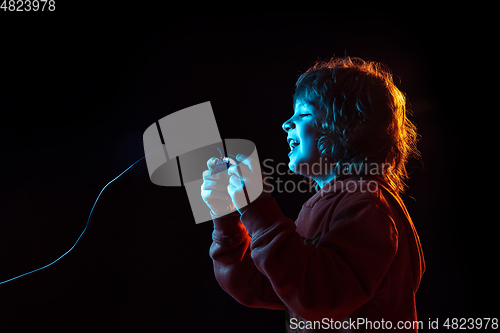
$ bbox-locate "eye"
[299,113,311,118]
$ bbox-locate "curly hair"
[293,57,420,194]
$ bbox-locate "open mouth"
[288,138,300,153]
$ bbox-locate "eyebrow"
[294,101,317,114]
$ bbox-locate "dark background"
[0,7,493,332]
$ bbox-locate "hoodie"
[210,176,425,332]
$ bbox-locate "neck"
[313,174,337,188]
[310,158,338,188]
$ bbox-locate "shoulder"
[306,177,389,209]
[304,177,399,230]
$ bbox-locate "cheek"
[300,127,320,156]
[301,140,320,162]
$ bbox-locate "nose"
[282,117,295,132]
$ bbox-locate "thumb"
[236,154,247,162]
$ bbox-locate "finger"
[229,175,244,189]
[235,154,248,164]
[203,166,229,180]
[202,179,228,192]
[203,169,218,180]
[227,165,244,180]
[206,157,219,170]
[236,154,258,172]
[227,182,235,197]
[203,189,229,201]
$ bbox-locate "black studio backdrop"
[0,7,492,333]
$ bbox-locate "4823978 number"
[1,0,55,11]
[443,318,498,330]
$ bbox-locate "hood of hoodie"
[373,179,426,291]
[314,176,425,292]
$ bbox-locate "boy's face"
[282,100,324,178]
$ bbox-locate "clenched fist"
[201,157,236,217]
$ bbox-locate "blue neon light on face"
[282,100,323,178]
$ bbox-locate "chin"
[289,152,325,178]
[288,159,307,177]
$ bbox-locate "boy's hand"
[227,154,269,214]
[201,157,236,217]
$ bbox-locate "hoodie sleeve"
[209,212,286,310]
[239,195,399,321]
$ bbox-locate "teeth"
[288,139,300,150]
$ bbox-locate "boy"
[201,57,425,332]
